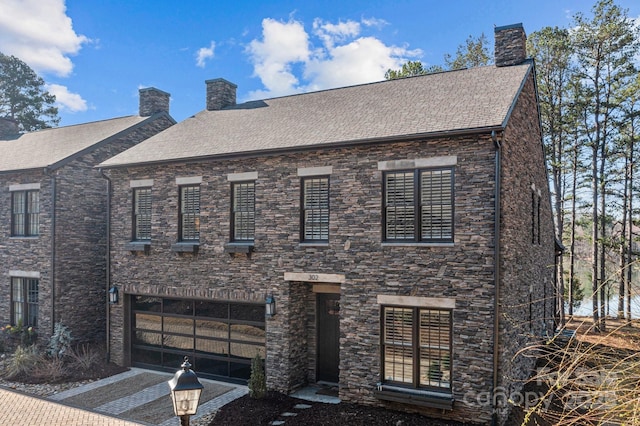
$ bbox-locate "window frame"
[132,187,152,241]
[380,305,452,392]
[11,189,40,237]
[300,175,330,243]
[382,167,454,243]
[178,184,200,242]
[230,180,255,243]
[10,277,39,328]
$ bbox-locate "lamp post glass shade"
[108,286,118,304]
[168,357,204,417]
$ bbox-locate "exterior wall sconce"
[265,294,276,317]
[108,286,119,304]
[168,356,204,426]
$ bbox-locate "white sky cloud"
[46,83,88,113]
[0,0,88,77]
[246,17,421,100]
[195,41,216,68]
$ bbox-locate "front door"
[317,293,340,383]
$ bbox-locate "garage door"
[131,295,265,383]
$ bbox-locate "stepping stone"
[293,403,312,409]
[282,412,298,417]
[270,421,285,426]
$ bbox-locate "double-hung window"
[301,176,329,242]
[383,167,453,242]
[179,185,200,242]
[11,277,39,327]
[11,189,39,237]
[381,306,452,390]
[231,181,255,242]
[133,187,152,241]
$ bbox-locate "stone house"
[0,88,174,344]
[99,24,556,424]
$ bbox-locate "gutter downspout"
[491,130,502,426]
[44,167,57,335]
[99,168,112,363]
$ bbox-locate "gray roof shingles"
[100,63,532,168]
[0,115,148,172]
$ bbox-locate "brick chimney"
[0,117,19,138]
[139,87,170,117]
[494,23,527,67]
[206,78,237,111]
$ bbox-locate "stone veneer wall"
[0,114,174,344]
[107,132,503,424]
[495,72,556,423]
[0,169,54,337]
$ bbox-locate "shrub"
[32,356,65,382]
[67,344,102,371]
[5,345,41,380]
[47,323,73,358]
[248,352,267,399]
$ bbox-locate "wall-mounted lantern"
[265,294,276,317]
[108,286,119,304]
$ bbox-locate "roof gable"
[101,63,532,168]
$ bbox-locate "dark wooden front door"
[317,293,340,383]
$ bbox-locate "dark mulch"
[211,391,471,426]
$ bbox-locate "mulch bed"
[211,391,472,426]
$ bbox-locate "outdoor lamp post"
[168,356,204,426]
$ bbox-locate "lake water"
[569,294,640,318]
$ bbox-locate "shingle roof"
[100,63,532,168]
[0,115,149,172]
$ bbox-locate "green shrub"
[47,323,73,358]
[248,352,267,399]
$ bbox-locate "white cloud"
[246,18,310,98]
[246,16,421,99]
[0,0,89,77]
[361,17,389,29]
[46,84,88,113]
[195,41,216,68]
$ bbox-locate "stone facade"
[0,113,174,344]
[495,24,527,67]
[206,78,237,110]
[106,67,554,423]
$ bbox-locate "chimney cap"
[139,87,171,96]
[494,22,524,33]
[205,78,237,88]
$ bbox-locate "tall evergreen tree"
[572,0,639,331]
[0,52,59,132]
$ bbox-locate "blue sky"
[1,0,639,126]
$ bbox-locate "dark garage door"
[131,296,265,383]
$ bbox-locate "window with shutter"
[301,176,329,242]
[381,306,451,390]
[231,181,255,242]
[179,185,200,242]
[383,167,453,243]
[133,187,152,241]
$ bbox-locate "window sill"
[125,241,150,254]
[298,242,329,247]
[373,384,453,410]
[171,242,199,253]
[381,242,454,248]
[9,236,39,240]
